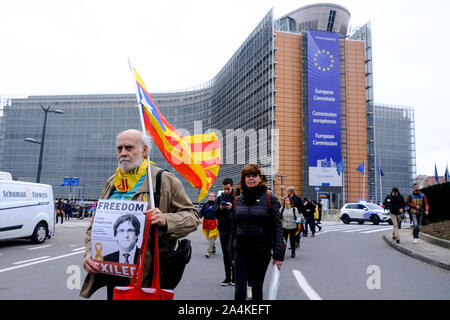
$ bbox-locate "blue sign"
[307,30,342,186]
[61,177,80,186]
[61,177,71,186]
[314,187,320,191]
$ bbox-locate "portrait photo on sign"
[91,199,147,277]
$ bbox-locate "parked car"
[339,202,392,225]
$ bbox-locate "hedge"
[420,182,450,224]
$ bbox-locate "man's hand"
[144,208,167,226]
[425,210,429,216]
[83,252,100,274]
[399,208,403,213]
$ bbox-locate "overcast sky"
[0,0,448,176]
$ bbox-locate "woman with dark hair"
[231,164,285,300]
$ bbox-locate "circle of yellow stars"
[313,50,334,72]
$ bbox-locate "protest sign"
[91,199,147,278]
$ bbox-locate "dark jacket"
[290,194,306,214]
[214,191,235,233]
[384,193,405,215]
[230,186,284,261]
[103,247,140,264]
[304,201,316,218]
[198,200,216,220]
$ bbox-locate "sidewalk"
[383,225,450,271]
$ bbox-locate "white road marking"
[342,227,373,233]
[0,251,84,273]
[72,247,85,251]
[360,227,393,234]
[13,256,51,265]
[293,270,322,300]
[315,226,364,233]
[27,245,51,250]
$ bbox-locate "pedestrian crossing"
[313,222,392,236]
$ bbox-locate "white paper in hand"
[268,263,280,300]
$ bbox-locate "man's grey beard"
[118,157,143,173]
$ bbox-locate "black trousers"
[56,213,64,224]
[219,232,235,281]
[234,247,271,301]
[283,228,297,254]
[303,216,315,235]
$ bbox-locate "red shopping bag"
[113,213,174,300]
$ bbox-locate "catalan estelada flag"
[131,67,221,202]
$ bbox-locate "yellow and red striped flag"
[131,67,221,202]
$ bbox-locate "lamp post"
[277,174,287,199]
[25,105,64,183]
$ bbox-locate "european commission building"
[0,4,416,206]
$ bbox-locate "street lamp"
[25,105,64,183]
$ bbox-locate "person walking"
[280,197,300,258]
[286,187,305,248]
[64,201,72,221]
[215,178,236,286]
[384,187,406,243]
[303,198,316,237]
[312,200,322,232]
[317,199,323,224]
[80,129,200,300]
[199,192,219,258]
[231,164,284,301]
[406,183,429,243]
[56,198,65,224]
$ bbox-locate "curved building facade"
[0,5,416,207]
[277,3,351,38]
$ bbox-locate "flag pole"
[342,170,345,205]
[379,163,383,205]
[128,58,155,209]
[362,160,365,201]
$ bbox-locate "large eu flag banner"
[307,30,342,186]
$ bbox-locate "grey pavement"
[383,224,450,271]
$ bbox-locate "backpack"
[280,206,299,221]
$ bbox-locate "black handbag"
[159,238,192,290]
[153,169,192,290]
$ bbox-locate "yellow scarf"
[114,158,148,192]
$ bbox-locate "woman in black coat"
[231,164,285,300]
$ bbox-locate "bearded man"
[80,129,200,300]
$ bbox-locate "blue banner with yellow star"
[307,30,342,187]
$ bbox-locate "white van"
[0,179,55,244]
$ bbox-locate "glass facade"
[277,3,351,39]
[373,104,416,203]
[0,10,275,203]
[0,5,416,206]
[0,94,138,201]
